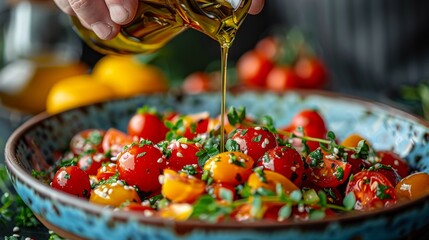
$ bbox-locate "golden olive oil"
[72,0,251,151]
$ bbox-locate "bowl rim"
[4,90,429,231]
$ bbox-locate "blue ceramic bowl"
[5,91,429,240]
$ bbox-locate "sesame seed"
[110,155,118,161]
[181,144,188,149]
[108,188,113,195]
[102,166,107,172]
[101,192,108,198]
[176,152,184,158]
[370,181,379,191]
[254,126,261,130]
[13,234,20,238]
[13,226,20,232]
[142,200,150,206]
[116,180,124,186]
[144,210,154,217]
[108,163,116,167]
[291,166,297,172]
[394,160,399,166]
[25,238,32,240]
[239,158,245,163]
[333,148,339,154]
[102,187,108,193]
[195,142,202,148]
[159,175,165,184]
[175,141,180,148]
[111,183,117,187]
[157,158,164,163]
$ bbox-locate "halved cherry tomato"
[77,153,107,175]
[237,50,274,87]
[294,57,328,89]
[90,183,141,207]
[117,141,166,193]
[70,129,105,155]
[102,128,134,157]
[305,148,352,188]
[161,169,206,203]
[96,163,117,181]
[395,172,429,201]
[51,166,91,198]
[266,66,301,91]
[257,145,305,186]
[229,126,278,162]
[204,152,254,186]
[127,110,168,143]
[247,169,299,194]
[345,170,397,210]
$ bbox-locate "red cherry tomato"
[51,166,91,198]
[70,129,105,155]
[102,128,134,157]
[229,126,278,162]
[182,72,212,94]
[257,145,305,187]
[266,66,301,91]
[166,140,201,172]
[183,117,210,140]
[282,109,328,152]
[255,36,279,61]
[96,163,117,181]
[127,111,168,144]
[305,149,352,188]
[77,153,107,175]
[237,50,274,87]
[294,58,328,89]
[346,170,397,210]
[117,141,166,193]
[375,151,409,179]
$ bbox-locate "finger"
[249,0,265,15]
[105,0,139,25]
[69,0,119,40]
[53,0,75,15]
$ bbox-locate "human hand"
[54,0,265,40]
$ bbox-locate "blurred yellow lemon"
[92,55,168,98]
[0,61,88,113]
[46,75,115,114]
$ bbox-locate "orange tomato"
[46,74,115,114]
[90,183,141,207]
[341,133,371,148]
[203,152,254,186]
[395,172,429,201]
[161,169,206,203]
[247,170,299,194]
[92,55,168,97]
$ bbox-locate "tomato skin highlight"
[117,143,166,193]
[257,145,305,187]
[346,170,397,211]
[51,166,91,198]
[77,153,107,176]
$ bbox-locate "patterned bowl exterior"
[5,90,429,240]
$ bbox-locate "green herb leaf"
[278,204,292,221]
[343,192,356,210]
